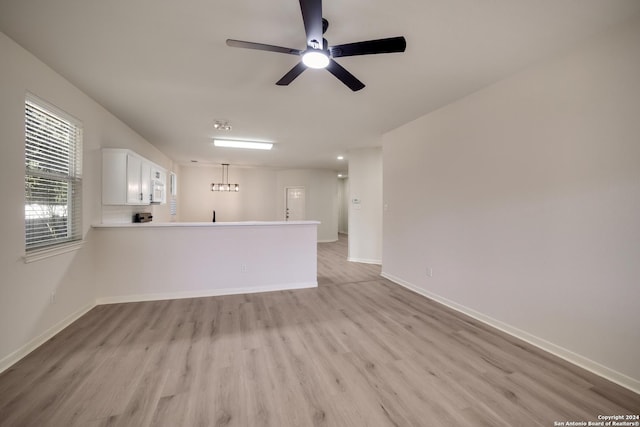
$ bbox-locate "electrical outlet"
[426,267,433,278]
[240,264,247,273]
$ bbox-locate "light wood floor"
[0,234,638,426]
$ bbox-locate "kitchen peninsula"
[91,221,319,304]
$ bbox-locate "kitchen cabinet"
[102,149,165,205]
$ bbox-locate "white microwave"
[150,180,165,204]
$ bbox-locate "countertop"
[92,221,320,228]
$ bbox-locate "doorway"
[285,187,305,221]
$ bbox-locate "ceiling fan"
[226,0,407,92]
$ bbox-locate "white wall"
[178,165,339,241]
[93,223,318,303]
[348,147,383,264]
[0,31,173,371]
[179,165,278,222]
[276,169,339,242]
[382,18,640,392]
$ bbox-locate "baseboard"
[380,271,640,395]
[318,239,338,243]
[348,257,382,265]
[95,281,318,305]
[0,302,96,375]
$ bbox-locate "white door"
[285,187,305,221]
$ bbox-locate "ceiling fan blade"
[330,36,406,58]
[226,39,302,55]
[326,59,365,91]
[299,0,323,47]
[276,62,307,86]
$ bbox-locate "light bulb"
[302,50,329,69]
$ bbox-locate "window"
[24,95,83,253]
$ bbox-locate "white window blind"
[25,95,83,252]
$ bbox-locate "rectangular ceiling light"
[213,139,273,150]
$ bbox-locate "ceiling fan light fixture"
[226,0,406,91]
[302,50,329,69]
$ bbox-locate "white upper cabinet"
[103,149,166,205]
[139,159,152,205]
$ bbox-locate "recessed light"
[213,139,273,150]
[337,155,344,160]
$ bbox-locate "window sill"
[23,240,85,263]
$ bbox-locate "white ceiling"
[1,0,639,170]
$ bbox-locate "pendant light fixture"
[211,163,239,192]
